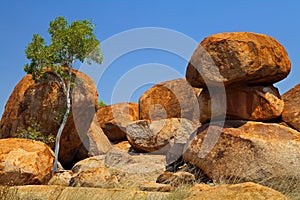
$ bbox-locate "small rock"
[48,170,73,186]
[96,103,138,141]
[71,155,106,173]
[156,171,195,187]
[113,141,132,153]
[140,181,173,192]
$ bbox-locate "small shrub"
[17,118,55,145]
[98,100,107,107]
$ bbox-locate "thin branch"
[52,62,74,173]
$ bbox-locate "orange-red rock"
[186,32,291,87]
[199,85,284,123]
[0,75,34,138]
[282,84,300,132]
[139,78,201,124]
[183,121,300,185]
[0,69,111,168]
[0,138,54,185]
[96,103,138,141]
[113,141,132,153]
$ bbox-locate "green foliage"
[17,118,55,145]
[98,100,107,107]
[53,108,67,125]
[24,16,103,82]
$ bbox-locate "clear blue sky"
[1,1,300,116]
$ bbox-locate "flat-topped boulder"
[199,85,284,123]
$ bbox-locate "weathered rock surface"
[0,70,112,168]
[0,185,170,200]
[199,85,284,123]
[0,138,54,185]
[187,182,289,200]
[96,103,138,141]
[68,148,166,189]
[126,118,197,155]
[0,75,34,138]
[282,84,300,132]
[139,78,201,124]
[183,121,300,185]
[186,32,291,87]
[48,170,73,186]
[70,167,119,188]
[113,141,132,153]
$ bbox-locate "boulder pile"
[0,32,299,199]
[184,32,300,188]
[186,32,290,123]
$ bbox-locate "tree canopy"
[24,16,103,81]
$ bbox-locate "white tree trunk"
[52,66,73,173]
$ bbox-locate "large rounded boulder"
[183,121,300,185]
[0,69,111,168]
[186,32,291,87]
[0,138,54,185]
[139,78,201,124]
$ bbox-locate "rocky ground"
[1,32,300,199]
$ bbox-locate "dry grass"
[209,174,300,200]
[259,176,300,200]
[0,186,19,200]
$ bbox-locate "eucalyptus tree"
[24,16,103,172]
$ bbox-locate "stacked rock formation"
[183,32,300,186]
[125,78,201,156]
[186,32,290,123]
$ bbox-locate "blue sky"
[1,0,300,116]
